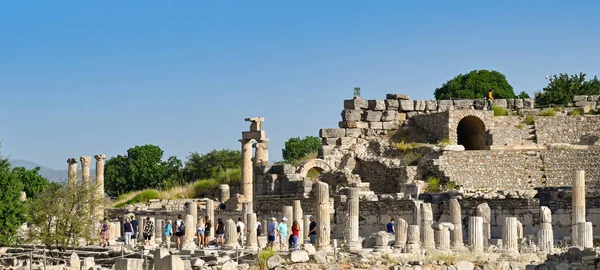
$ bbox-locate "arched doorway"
[296,159,332,178]
[457,116,486,150]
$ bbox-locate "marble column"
[109,222,117,245]
[537,207,554,253]
[303,215,311,244]
[94,155,107,220]
[67,158,78,189]
[246,213,258,250]
[224,219,239,249]
[219,184,230,203]
[254,138,270,167]
[373,231,390,253]
[155,219,164,245]
[406,225,420,254]
[346,188,361,251]
[421,203,435,250]
[206,200,215,239]
[393,218,408,250]
[187,201,197,229]
[282,205,293,233]
[449,199,464,248]
[433,222,454,251]
[412,201,422,228]
[293,200,304,245]
[148,217,156,245]
[113,222,121,243]
[502,217,519,253]
[80,156,91,189]
[468,217,484,252]
[476,203,491,247]
[136,216,145,242]
[241,139,254,211]
[576,222,593,248]
[183,215,196,248]
[572,170,586,246]
[316,182,331,251]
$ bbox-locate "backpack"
[179,221,185,233]
[101,223,108,232]
[257,223,262,234]
[236,225,240,233]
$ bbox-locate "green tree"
[517,91,531,99]
[104,145,183,196]
[534,73,600,106]
[282,136,322,163]
[11,167,48,199]
[0,147,27,245]
[183,149,242,181]
[434,70,517,100]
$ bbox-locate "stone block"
[339,121,356,128]
[267,254,284,270]
[425,100,438,111]
[289,250,310,263]
[339,137,357,146]
[345,128,362,138]
[344,99,368,109]
[385,99,399,109]
[589,95,600,101]
[382,121,399,130]
[270,164,295,174]
[414,100,426,111]
[362,111,383,122]
[364,129,379,137]
[322,138,338,146]
[507,99,515,109]
[442,145,465,151]
[341,110,363,121]
[319,128,345,138]
[493,99,507,109]
[399,100,414,111]
[356,122,369,129]
[242,131,266,140]
[396,113,407,122]
[438,100,453,111]
[523,98,534,109]
[369,122,383,130]
[115,259,144,270]
[453,99,473,110]
[575,101,595,107]
[514,99,524,109]
[368,100,386,111]
[573,95,588,102]
[406,111,419,118]
[155,255,184,270]
[381,110,397,122]
[386,93,410,100]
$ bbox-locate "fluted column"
[406,225,420,254]
[254,138,270,166]
[183,215,196,248]
[572,170,586,246]
[219,184,230,203]
[449,199,464,248]
[67,158,78,189]
[224,219,239,249]
[293,200,304,245]
[502,217,519,253]
[303,215,311,244]
[187,202,197,236]
[538,207,554,253]
[246,213,258,250]
[468,217,484,252]
[241,139,254,211]
[316,182,331,251]
[576,222,593,248]
[394,218,408,250]
[206,200,215,238]
[476,203,491,247]
[94,155,106,219]
[421,203,435,250]
[433,222,454,251]
[346,188,361,251]
[80,156,91,189]
[282,205,293,234]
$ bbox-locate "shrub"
[425,177,441,193]
[404,152,422,166]
[492,105,508,116]
[392,140,416,153]
[213,168,241,185]
[524,114,535,125]
[257,248,276,270]
[438,138,450,147]
[569,108,583,116]
[517,124,524,130]
[539,108,557,117]
[446,181,457,190]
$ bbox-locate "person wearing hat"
[277,217,289,250]
[267,217,277,248]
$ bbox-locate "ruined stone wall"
[542,148,600,188]
[411,112,449,142]
[352,160,406,194]
[535,116,600,145]
[490,116,534,146]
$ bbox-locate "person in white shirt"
[236,217,245,245]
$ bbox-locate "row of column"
[67,155,106,219]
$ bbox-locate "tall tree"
[534,73,600,106]
[183,149,242,181]
[434,70,517,100]
[282,136,322,163]
[0,146,27,245]
[10,167,48,199]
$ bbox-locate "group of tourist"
[265,215,317,251]
[117,214,155,247]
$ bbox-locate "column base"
[345,242,362,253]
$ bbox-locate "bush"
[438,138,450,147]
[492,105,508,116]
[425,177,441,193]
[213,168,241,186]
[539,108,557,117]
[569,108,583,116]
[446,181,457,190]
[392,140,416,153]
[257,248,276,270]
[115,189,161,208]
[524,114,535,125]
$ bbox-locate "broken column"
[246,213,258,250]
[346,188,361,251]
[406,225,420,254]
[421,203,435,250]
[538,206,554,253]
[206,200,215,239]
[254,138,270,167]
[373,231,391,253]
[183,214,196,249]
[503,217,520,253]
[67,158,78,188]
[187,201,197,227]
[94,154,106,219]
[577,222,593,248]
[80,156,91,189]
[224,219,239,249]
[468,216,484,252]
[393,218,408,250]
[449,199,464,249]
[303,214,311,244]
[155,219,164,245]
[316,181,331,251]
[240,139,254,211]
[433,222,454,251]
[572,170,586,246]
[219,184,230,203]
[293,200,304,245]
[476,203,491,247]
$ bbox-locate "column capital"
[80,156,92,166]
[94,154,107,161]
[67,158,78,165]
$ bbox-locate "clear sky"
[1,1,598,169]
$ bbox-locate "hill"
[9,159,95,182]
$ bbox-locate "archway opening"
[307,167,324,179]
[457,116,486,150]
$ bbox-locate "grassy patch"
[404,152,422,166]
[425,177,441,193]
[437,138,450,147]
[391,140,416,153]
[257,248,276,270]
[524,114,535,125]
[569,108,583,116]
[446,181,457,190]
[307,168,321,179]
[492,105,508,116]
[517,123,524,130]
[115,189,161,208]
[539,108,557,117]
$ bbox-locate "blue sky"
[1,1,598,169]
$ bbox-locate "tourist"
[130,214,139,246]
[236,217,245,245]
[175,214,185,250]
[291,220,300,251]
[204,215,212,248]
[308,216,317,244]
[256,220,262,248]
[123,218,134,246]
[215,218,225,247]
[387,218,395,234]
[163,219,173,250]
[277,217,288,250]
[487,89,494,111]
[267,217,277,248]
[196,217,205,248]
[98,218,110,247]
[143,217,154,246]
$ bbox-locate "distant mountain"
[9,159,95,183]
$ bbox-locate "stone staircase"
[525,124,537,143]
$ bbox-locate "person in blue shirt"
[386,218,395,234]
[277,217,289,250]
[267,217,277,248]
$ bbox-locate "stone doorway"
[457,116,486,150]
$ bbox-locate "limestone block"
[385,99,399,109]
[406,111,419,118]
[362,111,383,122]
[356,122,369,129]
[322,138,338,146]
[369,122,383,130]
[381,110,397,122]
[155,255,185,270]
[289,250,310,263]
[382,122,399,130]
[319,128,345,138]
[493,99,508,109]
[589,95,600,101]
[399,100,414,111]
[523,98,534,109]
[368,100,386,111]
[115,259,144,270]
[514,99,524,109]
[425,100,438,111]
[473,99,486,109]
[575,101,595,107]
[340,120,357,128]
[341,110,363,121]
[441,145,465,151]
[345,128,362,138]
[453,99,473,110]
[507,99,515,110]
[438,100,453,111]
[395,113,407,122]
[339,137,357,146]
[270,164,295,174]
[344,99,369,109]
[414,100,426,111]
[242,130,266,140]
[573,95,588,102]
[386,93,410,100]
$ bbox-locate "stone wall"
[542,148,600,188]
[411,112,449,142]
[489,116,534,146]
[535,116,600,145]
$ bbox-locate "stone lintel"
[242,131,266,141]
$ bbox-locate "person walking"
[123,218,134,246]
[174,215,185,250]
[256,220,262,248]
[267,217,277,248]
[163,219,173,250]
[277,217,288,250]
[291,220,300,251]
[130,214,139,246]
[196,217,205,248]
[236,217,245,245]
[487,89,494,111]
[98,218,110,247]
[215,218,225,247]
[204,216,212,248]
[143,217,154,246]
[308,216,317,244]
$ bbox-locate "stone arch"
[456,115,487,150]
[296,159,332,178]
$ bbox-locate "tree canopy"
[10,166,48,199]
[534,73,600,106]
[434,70,517,100]
[183,149,241,181]
[282,136,322,163]
[0,148,27,245]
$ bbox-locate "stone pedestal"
[406,225,420,254]
[346,188,361,252]
[67,158,78,189]
[114,221,121,241]
[293,200,304,245]
[136,216,144,242]
[115,258,144,270]
[316,182,331,251]
[109,222,116,245]
[224,219,239,250]
[393,218,408,250]
[241,139,254,211]
[576,222,593,248]
[246,213,258,250]
[373,231,390,253]
[94,154,106,219]
[537,207,553,253]
[219,184,230,203]
[421,203,435,250]
[468,217,484,252]
[433,222,454,251]
[572,170,586,246]
[206,200,215,239]
[502,217,520,253]
[449,199,464,249]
